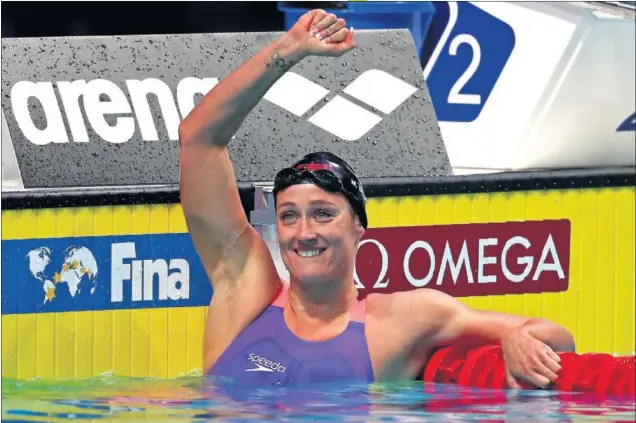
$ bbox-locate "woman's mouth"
[295,248,326,258]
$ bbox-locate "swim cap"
[273,152,368,229]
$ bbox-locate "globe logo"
[26,246,99,303]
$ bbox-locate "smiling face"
[276,183,364,287]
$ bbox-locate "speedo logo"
[246,353,287,373]
[264,70,418,141]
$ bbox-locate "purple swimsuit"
[207,287,375,387]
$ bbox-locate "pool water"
[2,374,635,422]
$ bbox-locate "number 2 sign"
[423,2,516,123]
[617,112,636,132]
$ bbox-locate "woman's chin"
[291,267,337,286]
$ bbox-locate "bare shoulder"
[367,288,458,315]
[365,289,463,333]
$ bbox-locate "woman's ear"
[356,220,366,242]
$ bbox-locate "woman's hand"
[283,9,356,58]
[501,326,563,389]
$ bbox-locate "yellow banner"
[2,186,634,380]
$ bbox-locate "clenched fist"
[284,9,356,57]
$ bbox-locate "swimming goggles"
[273,162,368,228]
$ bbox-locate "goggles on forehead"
[273,162,368,229]
[275,163,342,191]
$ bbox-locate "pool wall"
[2,169,634,380]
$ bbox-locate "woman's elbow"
[178,119,196,146]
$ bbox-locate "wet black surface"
[1,30,449,189]
[3,167,633,211]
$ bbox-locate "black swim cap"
[273,152,368,229]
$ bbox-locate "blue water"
[2,375,635,422]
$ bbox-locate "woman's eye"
[315,210,333,219]
[281,212,295,221]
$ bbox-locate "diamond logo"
[264,70,418,141]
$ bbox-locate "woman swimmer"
[178,8,575,388]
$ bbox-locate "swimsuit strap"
[271,284,288,307]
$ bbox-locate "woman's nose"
[296,217,317,242]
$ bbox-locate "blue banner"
[1,234,213,315]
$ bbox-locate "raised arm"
[177,10,356,371]
[178,34,306,295]
[179,10,354,290]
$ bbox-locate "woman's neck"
[283,277,358,339]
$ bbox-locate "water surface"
[2,374,635,422]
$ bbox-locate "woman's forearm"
[179,35,306,146]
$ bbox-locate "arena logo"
[10,77,219,146]
[353,219,570,298]
[9,69,416,146]
[263,70,418,141]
